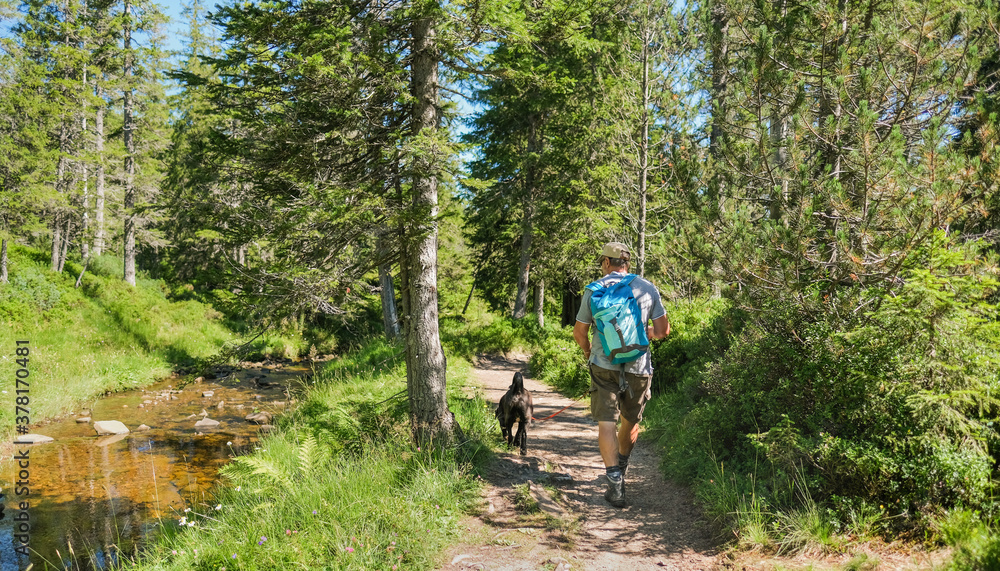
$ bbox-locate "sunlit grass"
[128,337,496,570]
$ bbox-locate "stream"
[0,361,310,570]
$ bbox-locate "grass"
[127,335,498,570]
[0,247,235,437]
[0,245,339,449]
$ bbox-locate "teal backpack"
[585,274,649,365]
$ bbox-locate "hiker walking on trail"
[573,242,670,508]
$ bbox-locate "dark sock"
[617,452,630,471]
[605,465,623,481]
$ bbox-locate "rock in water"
[245,411,273,425]
[93,421,130,436]
[15,434,54,444]
[194,418,221,429]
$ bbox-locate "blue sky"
[159,0,192,56]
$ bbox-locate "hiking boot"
[604,474,626,508]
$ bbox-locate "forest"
[2,0,1000,567]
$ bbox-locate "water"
[0,364,308,570]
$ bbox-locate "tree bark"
[533,278,544,328]
[404,12,461,447]
[709,0,730,297]
[1,239,7,283]
[57,219,71,273]
[511,206,533,318]
[94,87,105,257]
[123,0,136,286]
[637,21,650,277]
[512,116,539,318]
[379,263,400,340]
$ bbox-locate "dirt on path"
[440,355,722,571]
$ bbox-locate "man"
[573,242,670,508]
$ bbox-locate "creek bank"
[0,360,313,571]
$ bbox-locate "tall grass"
[130,337,496,570]
[0,246,237,433]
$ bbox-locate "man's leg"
[618,415,639,455]
[598,420,619,467]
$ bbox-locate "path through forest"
[441,355,721,571]
[441,356,951,571]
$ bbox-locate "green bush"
[529,328,590,397]
[648,233,1000,538]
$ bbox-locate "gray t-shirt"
[576,271,666,376]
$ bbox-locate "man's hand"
[648,315,670,340]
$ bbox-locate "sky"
[159,0,194,57]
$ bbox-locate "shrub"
[652,232,1000,536]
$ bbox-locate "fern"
[297,434,320,479]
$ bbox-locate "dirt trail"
[441,355,721,571]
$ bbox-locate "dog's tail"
[512,371,524,391]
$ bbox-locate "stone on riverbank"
[93,421,130,435]
[194,418,221,429]
[245,411,273,424]
[15,433,54,444]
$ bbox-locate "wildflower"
[188,522,196,527]
[172,550,177,555]
[236,486,242,491]
[286,529,292,536]
[345,547,355,553]
[184,508,191,513]
[215,504,222,510]
[194,549,198,555]
[258,536,267,545]
[313,510,318,515]
[232,553,237,559]
[179,517,187,526]
[227,441,233,446]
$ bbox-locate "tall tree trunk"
[51,211,63,272]
[80,0,89,261]
[512,207,533,318]
[52,130,69,271]
[512,117,539,318]
[708,0,730,297]
[769,112,788,222]
[123,0,136,286]
[637,22,651,277]
[379,263,400,340]
[404,12,461,447]
[1,239,8,283]
[533,278,544,328]
[94,89,105,257]
[57,219,71,273]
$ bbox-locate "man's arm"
[573,320,591,359]
[647,314,670,340]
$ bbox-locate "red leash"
[531,394,586,422]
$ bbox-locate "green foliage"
[0,245,237,440]
[646,232,1000,542]
[939,510,1000,570]
[440,314,548,358]
[649,297,739,395]
[132,337,493,571]
[528,328,590,398]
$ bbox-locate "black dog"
[495,371,533,455]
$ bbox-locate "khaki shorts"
[589,364,652,424]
